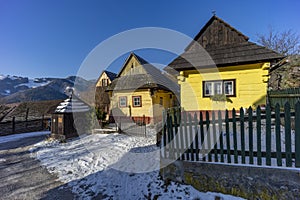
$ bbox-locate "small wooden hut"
[51,95,90,139]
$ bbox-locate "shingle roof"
[104,70,117,81]
[169,42,285,70]
[168,16,285,70]
[55,96,90,113]
[107,54,179,94]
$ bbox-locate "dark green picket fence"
[161,101,300,168]
[268,87,300,108]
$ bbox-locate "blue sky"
[0,0,299,79]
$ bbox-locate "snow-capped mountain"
[0,75,95,104]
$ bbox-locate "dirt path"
[0,135,75,200]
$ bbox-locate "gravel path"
[0,135,75,200]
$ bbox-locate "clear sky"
[0,0,299,79]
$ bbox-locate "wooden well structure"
[51,96,90,139]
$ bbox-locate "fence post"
[232,108,238,164]
[162,111,167,159]
[218,110,224,163]
[12,116,15,134]
[179,112,184,160]
[25,108,29,128]
[225,109,231,163]
[284,102,292,167]
[266,104,272,166]
[275,103,282,166]
[183,111,189,160]
[240,108,245,164]
[41,115,44,130]
[248,107,253,164]
[174,113,180,159]
[212,111,218,162]
[188,114,194,161]
[194,113,199,161]
[143,115,146,137]
[295,101,300,168]
[206,111,212,162]
[199,111,205,161]
[256,106,262,165]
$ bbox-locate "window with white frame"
[224,80,234,95]
[119,96,127,107]
[203,79,236,97]
[132,96,142,107]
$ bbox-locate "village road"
[0,135,75,200]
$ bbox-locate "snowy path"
[30,130,245,200]
[0,133,75,200]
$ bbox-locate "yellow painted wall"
[96,72,112,87]
[152,90,175,121]
[178,63,270,111]
[110,89,176,122]
[110,89,153,117]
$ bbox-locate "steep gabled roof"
[104,70,117,81]
[169,16,284,70]
[116,52,149,77]
[107,53,179,93]
[95,70,117,88]
[170,42,285,70]
[186,15,249,50]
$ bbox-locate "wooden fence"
[0,116,50,136]
[116,115,147,137]
[161,102,300,168]
[268,87,300,108]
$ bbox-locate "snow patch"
[0,131,50,144]
[16,79,51,89]
[0,74,6,80]
[31,130,245,200]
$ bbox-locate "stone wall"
[160,159,300,199]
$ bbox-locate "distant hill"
[0,100,63,122]
[0,75,95,104]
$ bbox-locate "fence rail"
[0,116,50,136]
[161,101,300,168]
[268,87,300,108]
[115,115,147,137]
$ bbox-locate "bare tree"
[257,27,300,56]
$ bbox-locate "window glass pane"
[214,82,222,94]
[119,96,127,107]
[224,81,233,95]
[133,96,141,107]
[205,82,212,95]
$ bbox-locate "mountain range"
[0,75,95,104]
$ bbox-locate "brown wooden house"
[95,70,117,121]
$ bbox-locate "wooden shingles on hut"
[51,95,90,140]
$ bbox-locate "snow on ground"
[0,131,50,144]
[30,129,245,200]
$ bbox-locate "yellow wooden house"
[168,15,284,114]
[106,52,179,124]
